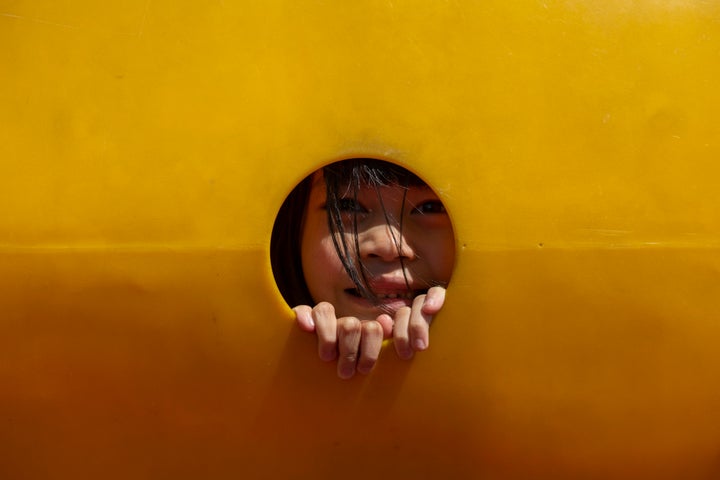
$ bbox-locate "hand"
[293,285,446,379]
[293,302,388,379]
[390,285,446,360]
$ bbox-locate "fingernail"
[339,365,355,379]
[320,348,336,362]
[414,339,427,350]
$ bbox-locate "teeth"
[377,292,414,300]
[347,289,416,300]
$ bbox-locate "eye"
[412,200,446,215]
[337,197,368,213]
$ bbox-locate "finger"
[292,305,315,332]
[409,294,431,352]
[392,306,413,360]
[421,286,446,316]
[312,302,338,362]
[375,313,394,339]
[356,321,384,375]
[336,316,362,379]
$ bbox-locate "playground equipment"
[1,1,719,478]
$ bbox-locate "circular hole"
[270,158,456,320]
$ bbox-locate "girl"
[271,158,455,379]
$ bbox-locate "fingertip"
[413,338,428,351]
[396,345,414,360]
[393,338,414,360]
[292,305,315,332]
[356,362,374,375]
[338,363,356,379]
[319,347,337,362]
[421,286,446,314]
[390,307,409,359]
[408,320,430,352]
[300,319,316,332]
[356,351,380,374]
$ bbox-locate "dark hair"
[270,158,426,307]
[270,173,314,306]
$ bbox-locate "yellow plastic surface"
[2,1,719,478]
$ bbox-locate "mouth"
[344,288,426,301]
[342,287,429,317]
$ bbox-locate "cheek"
[443,229,457,279]
[441,237,456,280]
[301,223,346,298]
[303,237,343,272]
[423,229,456,282]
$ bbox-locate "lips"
[342,283,431,317]
[341,275,431,316]
[343,287,427,300]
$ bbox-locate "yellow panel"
[1,1,719,478]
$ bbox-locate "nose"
[359,223,416,262]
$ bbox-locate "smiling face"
[300,170,455,320]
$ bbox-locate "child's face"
[301,172,455,320]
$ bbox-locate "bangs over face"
[322,158,426,191]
